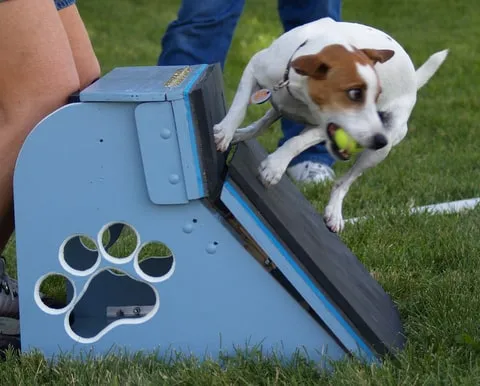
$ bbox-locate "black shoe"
[0,333,20,360]
[0,257,19,338]
[0,256,69,360]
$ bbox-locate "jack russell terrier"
[213,17,448,233]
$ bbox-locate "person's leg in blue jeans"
[158,0,245,69]
[159,0,341,183]
[278,0,341,183]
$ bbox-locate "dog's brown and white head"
[291,44,395,159]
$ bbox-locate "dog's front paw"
[213,123,234,152]
[324,205,345,233]
[258,157,286,187]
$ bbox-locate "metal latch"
[106,305,154,318]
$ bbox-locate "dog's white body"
[213,17,448,232]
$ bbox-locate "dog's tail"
[415,49,449,90]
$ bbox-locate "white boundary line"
[346,197,480,225]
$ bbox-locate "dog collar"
[250,40,308,106]
[274,39,308,96]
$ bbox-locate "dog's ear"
[291,54,330,79]
[360,48,395,64]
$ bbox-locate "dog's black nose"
[371,134,388,150]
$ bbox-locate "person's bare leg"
[0,1,99,254]
[0,0,80,341]
[58,4,101,89]
[0,0,100,344]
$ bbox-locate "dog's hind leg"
[214,54,263,152]
[232,108,282,144]
[324,144,392,233]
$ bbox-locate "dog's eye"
[347,88,363,102]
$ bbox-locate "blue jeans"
[158,0,340,167]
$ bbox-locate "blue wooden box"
[13,64,404,364]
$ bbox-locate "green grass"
[3,0,480,383]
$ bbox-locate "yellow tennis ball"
[333,128,363,154]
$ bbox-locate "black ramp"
[227,139,405,356]
[188,63,228,200]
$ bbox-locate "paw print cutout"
[33,222,175,344]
